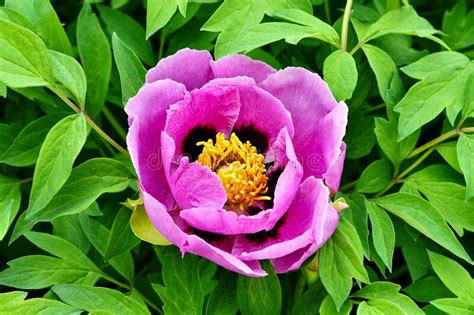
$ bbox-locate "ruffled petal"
[180,207,272,235]
[164,84,241,157]
[211,54,276,83]
[126,80,187,208]
[271,243,317,273]
[325,143,346,194]
[233,177,334,260]
[146,48,213,91]
[259,67,348,181]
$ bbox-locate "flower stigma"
[196,133,271,211]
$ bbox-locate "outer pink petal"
[325,143,346,194]
[125,80,187,208]
[211,54,276,83]
[259,67,348,183]
[233,177,335,260]
[146,48,213,91]
[142,190,266,277]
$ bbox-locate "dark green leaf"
[355,159,392,193]
[0,175,21,240]
[457,134,474,200]
[442,1,474,50]
[404,276,454,303]
[206,272,238,315]
[104,207,140,260]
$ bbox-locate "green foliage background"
[0,0,473,314]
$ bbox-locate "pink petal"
[211,54,276,83]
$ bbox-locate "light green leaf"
[77,4,112,117]
[353,282,423,315]
[376,193,472,263]
[457,134,474,200]
[12,158,132,241]
[53,284,150,314]
[5,0,73,55]
[153,247,217,315]
[0,7,35,31]
[146,0,182,39]
[374,117,419,171]
[361,6,441,43]
[0,18,53,88]
[361,44,403,110]
[27,114,87,217]
[130,204,171,246]
[0,113,67,167]
[356,299,405,315]
[395,53,472,139]
[345,193,370,257]
[427,251,474,300]
[431,298,474,315]
[323,50,357,101]
[320,218,369,310]
[49,50,87,107]
[0,175,21,240]
[355,159,392,193]
[436,141,461,172]
[112,33,146,106]
[366,201,395,271]
[97,5,154,66]
[0,293,79,314]
[320,295,352,315]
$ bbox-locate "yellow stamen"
[197,133,271,210]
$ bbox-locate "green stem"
[341,0,354,51]
[103,106,127,140]
[49,87,130,158]
[158,31,166,61]
[350,41,363,55]
[17,178,33,184]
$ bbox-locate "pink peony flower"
[126,49,348,277]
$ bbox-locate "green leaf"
[442,1,474,50]
[376,193,472,263]
[361,44,403,109]
[146,0,182,39]
[0,175,21,240]
[457,134,474,200]
[356,299,405,315]
[319,218,369,310]
[355,159,392,193]
[112,33,146,106]
[53,284,150,314]
[375,34,427,66]
[437,141,461,172]
[48,50,87,107]
[320,295,352,315]
[5,0,73,55]
[153,247,217,315]
[345,194,370,257]
[53,215,91,253]
[97,5,154,66]
[237,262,281,315]
[206,273,239,315]
[345,111,376,159]
[0,123,16,156]
[395,52,472,139]
[104,207,140,260]
[0,292,79,314]
[323,50,357,101]
[407,169,474,235]
[366,201,395,271]
[431,298,474,315]
[352,282,423,315]
[0,18,53,88]
[0,113,67,167]
[427,251,474,300]
[290,281,326,315]
[374,118,419,171]
[77,4,112,117]
[27,114,87,217]
[361,6,441,43]
[0,7,35,31]
[404,276,454,303]
[12,158,132,241]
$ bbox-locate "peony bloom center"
[197,133,271,210]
